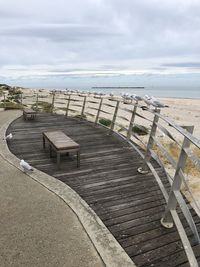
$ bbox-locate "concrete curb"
[0,111,136,267]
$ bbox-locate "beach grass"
[153,142,200,177]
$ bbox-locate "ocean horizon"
[45,86,200,99]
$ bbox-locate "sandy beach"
[21,87,200,140]
[161,97,200,140]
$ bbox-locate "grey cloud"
[1,0,200,86]
[162,62,200,68]
[0,23,121,42]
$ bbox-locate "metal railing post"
[36,93,39,111]
[109,100,120,134]
[127,103,138,140]
[3,92,6,109]
[95,97,103,124]
[20,93,23,109]
[81,95,87,118]
[51,91,55,114]
[160,126,197,228]
[160,126,200,267]
[65,94,71,117]
[138,109,160,174]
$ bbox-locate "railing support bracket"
[137,167,149,174]
[160,218,174,229]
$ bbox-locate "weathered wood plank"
[7,113,200,267]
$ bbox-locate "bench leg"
[31,114,36,120]
[43,136,45,149]
[77,150,80,168]
[23,112,27,120]
[57,152,61,169]
[49,145,53,157]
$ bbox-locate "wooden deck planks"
[7,113,200,267]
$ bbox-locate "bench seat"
[23,108,37,120]
[43,131,80,169]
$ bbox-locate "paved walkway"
[0,110,104,267]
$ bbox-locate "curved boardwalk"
[8,113,200,266]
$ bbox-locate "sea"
[55,86,200,99]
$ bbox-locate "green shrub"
[32,101,52,112]
[0,89,3,96]
[99,118,112,127]
[7,96,14,100]
[8,88,22,95]
[74,114,87,119]
[132,124,148,135]
[31,103,38,111]
[0,102,22,110]
[42,102,53,113]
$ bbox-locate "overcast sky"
[1,0,200,88]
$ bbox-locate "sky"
[1,0,200,89]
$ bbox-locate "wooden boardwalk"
[8,113,200,266]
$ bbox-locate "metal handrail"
[149,109,200,149]
[18,91,200,266]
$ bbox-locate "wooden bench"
[23,108,37,120]
[42,131,80,169]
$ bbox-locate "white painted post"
[51,91,55,114]
[35,94,39,111]
[20,93,23,109]
[81,95,87,118]
[65,94,71,117]
[3,92,6,108]
[138,109,160,174]
[127,104,138,140]
[95,97,103,124]
[110,100,120,134]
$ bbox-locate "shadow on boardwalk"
[8,112,200,267]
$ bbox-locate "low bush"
[132,124,149,135]
[74,114,87,119]
[99,118,112,127]
[0,102,22,110]
[31,101,52,113]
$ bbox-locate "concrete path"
[0,110,104,267]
